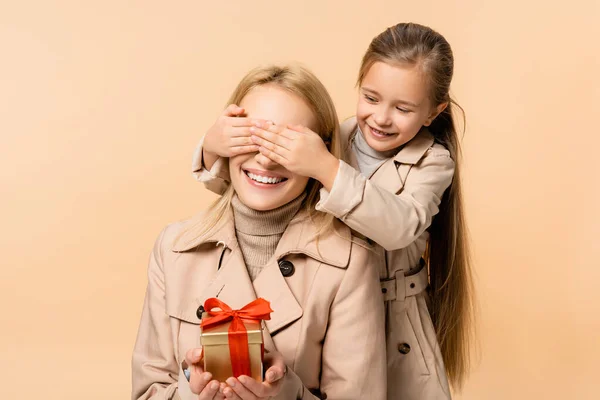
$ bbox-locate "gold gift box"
[201,312,264,382]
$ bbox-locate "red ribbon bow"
[201,298,273,377]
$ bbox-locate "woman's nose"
[254,152,278,169]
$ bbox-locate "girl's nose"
[373,108,392,126]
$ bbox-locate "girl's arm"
[317,150,454,250]
[251,124,454,251]
[192,135,231,196]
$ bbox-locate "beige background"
[1,1,598,399]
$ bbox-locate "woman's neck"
[231,193,306,280]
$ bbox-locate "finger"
[230,145,260,156]
[277,127,301,141]
[228,126,254,138]
[231,117,269,127]
[250,135,291,157]
[237,376,270,398]
[264,366,285,384]
[263,351,286,383]
[227,377,259,400]
[198,380,222,400]
[222,379,244,400]
[254,121,283,134]
[185,347,204,365]
[190,371,213,395]
[287,123,310,133]
[224,104,245,117]
[184,348,212,394]
[229,136,255,147]
[249,127,292,150]
[258,146,288,166]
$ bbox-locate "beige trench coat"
[131,208,387,400]
[190,116,455,399]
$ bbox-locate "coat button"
[278,260,295,277]
[196,305,205,320]
[398,343,411,354]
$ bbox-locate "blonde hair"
[177,64,341,248]
[359,23,475,390]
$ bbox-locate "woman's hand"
[221,350,287,399]
[184,347,226,400]
[202,105,268,169]
[249,122,340,191]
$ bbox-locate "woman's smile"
[243,168,288,187]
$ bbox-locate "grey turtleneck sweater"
[231,192,306,281]
[352,126,401,178]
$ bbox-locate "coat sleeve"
[191,136,231,195]
[131,228,180,400]
[319,242,387,399]
[316,148,455,251]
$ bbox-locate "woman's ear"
[424,102,448,126]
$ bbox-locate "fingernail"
[238,376,248,384]
[226,377,236,387]
[211,381,219,390]
[193,348,202,359]
[267,371,276,382]
[202,372,212,382]
[250,126,256,132]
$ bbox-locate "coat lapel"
[169,206,352,348]
[371,128,435,194]
[198,242,258,309]
[170,209,305,339]
[252,258,303,336]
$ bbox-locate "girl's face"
[356,61,446,152]
[229,84,317,211]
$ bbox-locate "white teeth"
[372,127,394,136]
[247,172,284,184]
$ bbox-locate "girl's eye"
[396,107,411,113]
[364,94,377,103]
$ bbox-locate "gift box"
[200,298,273,382]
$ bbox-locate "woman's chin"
[237,194,287,211]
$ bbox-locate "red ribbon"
[201,298,273,377]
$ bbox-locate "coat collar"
[168,207,352,338]
[171,208,352,268]
[392,128,435,164]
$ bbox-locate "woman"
[132,65,387,400]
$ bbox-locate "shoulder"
[427,142,452,159]
[149,220,188,262]
[151,210,212,259]
[419,143,455,173]
[339,116,358,145]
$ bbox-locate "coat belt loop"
[394,270,406,301]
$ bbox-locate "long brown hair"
[358,22,475,390]
[176,64,341,248]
